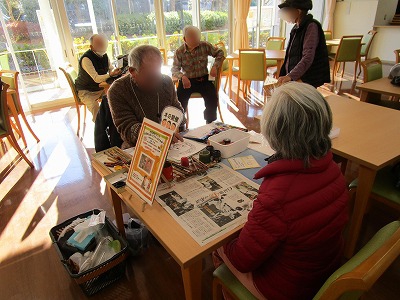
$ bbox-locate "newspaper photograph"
[155,164,260,245]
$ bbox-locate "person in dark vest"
[75,34,121,121]
[277,0,330,88]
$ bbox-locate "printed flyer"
[126,118,173,205]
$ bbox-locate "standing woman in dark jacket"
[277,0,330,87]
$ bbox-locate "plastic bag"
[68,236,121,274]
[116,213,149,255]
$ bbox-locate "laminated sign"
[126,118,173,205]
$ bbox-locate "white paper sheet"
[167,138,206,162]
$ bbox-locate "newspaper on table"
[155,164,260,246]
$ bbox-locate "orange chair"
[59,65,87,136]
[0,81,34,168]
[0,70,40,147]
[159,48,168,65]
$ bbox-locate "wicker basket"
[49,209,129,296]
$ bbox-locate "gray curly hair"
[261,82,332,167]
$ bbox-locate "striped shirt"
[171,41,225,79]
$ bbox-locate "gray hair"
[261,82,332,167]
[183,25,200,37]
[89,34,105,45]
[128,45,163,71]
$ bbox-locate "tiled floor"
[1,69,400,299]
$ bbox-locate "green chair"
[265,37,286,78]
[331,35,363,87]
[0,81,34,168]
[0,70,40,147]
[324,30,333,58]
[357,30,377,77]
[59,65,87,136]
[216,42,239,93]
[213,221,400,300]
[236,49,267,106]
[0,53,10,70]
[213,263,258,300]
[349,165,400,212]
[360,58,400,110]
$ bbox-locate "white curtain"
[323,0,336,33]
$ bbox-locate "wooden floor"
[1,67,400,299]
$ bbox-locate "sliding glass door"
[248,0,280,48]
[0,0,234,109]
[0,0,65,108]
[63,0,119,60]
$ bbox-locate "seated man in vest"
[75,34,121,121]
[108,45,184,149]
[171,25,224,124]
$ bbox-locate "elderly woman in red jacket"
[213,82,349,300]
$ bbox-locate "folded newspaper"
[156,164,260,246]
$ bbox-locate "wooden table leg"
[228,59,233,100]
[360,90,369,102]
[276,60,283,79]
[110,188,126,238]
[344,165,376,258]
[181,259,203,300]
[360,90,381,103]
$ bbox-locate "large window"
[163,0,194,57]
[199,0,229,48]
[115,0,158,55]
[65,0,231,63]
[64,0,118,60]
[248,0,280,48]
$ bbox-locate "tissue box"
[208,129,250,158]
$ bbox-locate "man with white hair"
[75,34,121,121]
[171,25,224,123]
[108,45,184,149]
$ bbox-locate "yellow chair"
[0,70,40,147]
[213,221,400,300]
[395,49,400,64]
[0,82,34,168]
[59,65,87,136]
[357,30,377,77]
[186,62,225,128]
[331,35,363,87]
[236,49,267,105]
[159,48,168,65]
[265,37,286,78]
[324,30,333,57]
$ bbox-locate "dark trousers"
[177,75,218,123]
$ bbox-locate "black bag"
[391,76,400,87]
[106,54,129,84]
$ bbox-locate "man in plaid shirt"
[171,25,225,123]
